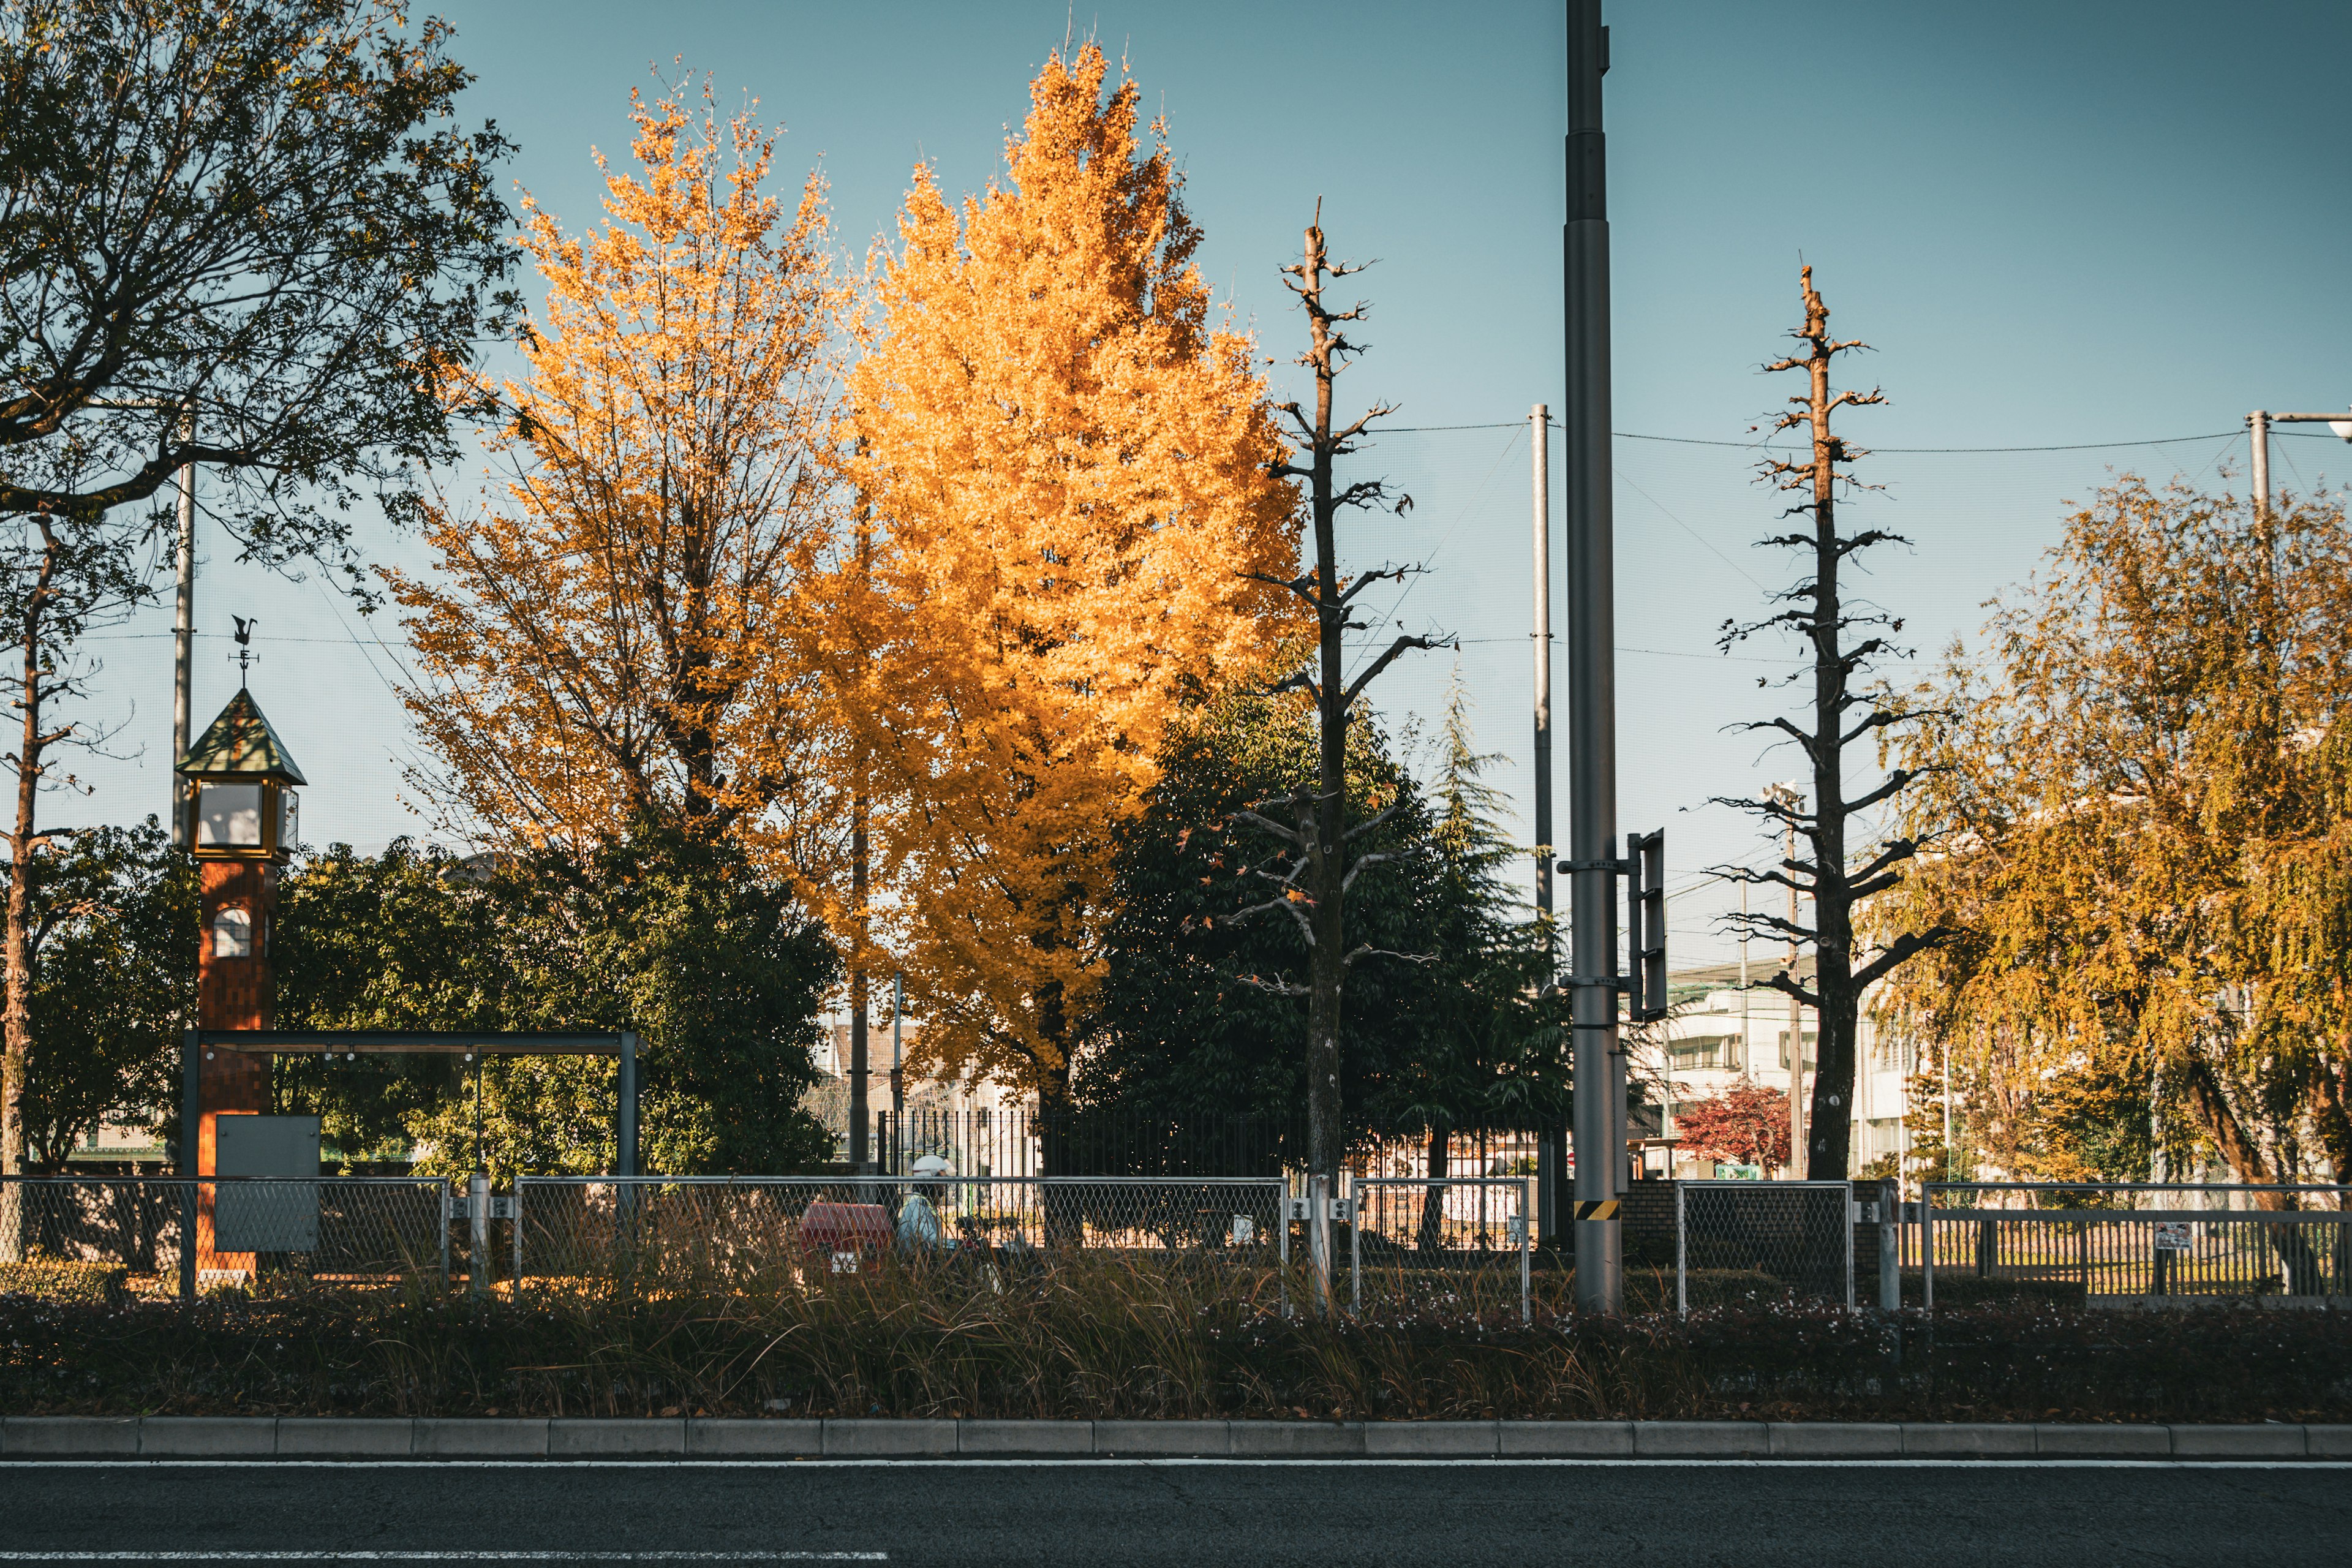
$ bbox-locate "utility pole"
[1563,0,1623,1313]
[1531,401,1560,1243]
[1785,826,1804,1176]
[1738,879,1750,1080]
[169,429,196,845]
[2247,410,2352,523]
[891,970,906,1170]
[1532,402,1554,935]
[1760,780,1804,1175]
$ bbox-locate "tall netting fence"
[1921,1183,2352,1305]
[1675,1180,1854,1314]
[0,1176,450,1295]
[1349,1177,1532,1322]
[515,1176,1292,1301]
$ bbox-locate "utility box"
[215,1114,321,1252]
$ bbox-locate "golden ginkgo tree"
[841,45,1298,1108]
[389,77,851,875]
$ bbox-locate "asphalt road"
[1,1461,2346,1567]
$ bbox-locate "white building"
[1632,960,1917,1179]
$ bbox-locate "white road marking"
[0,1556,884,1563]
[0,1458,2342,1470]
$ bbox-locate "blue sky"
[82,0,2352,965]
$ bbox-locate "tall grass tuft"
[4,1254,2349,1422]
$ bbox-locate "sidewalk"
[2,1417,2344,1459]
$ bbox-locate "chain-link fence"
[1922,1182,2352,1305]
[0,1176,450,1296]
[515,1175,1291,1299]
[1675,1180,1854,1315]
[1349,1177,1532,1322]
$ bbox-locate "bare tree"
[1716,266,1953,1179]
[1228,212,1445,1212]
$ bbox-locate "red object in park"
[1672,1082,1793,1172]
[797,1201,892,1264]
[178,685,306,1280]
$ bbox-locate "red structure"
[176,687,304,1278]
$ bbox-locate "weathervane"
[231,616,256,687]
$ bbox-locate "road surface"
[1,1460,2343,1567]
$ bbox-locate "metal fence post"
[1278,1177,1291,1319]
[178,1029,200,1303]
[1878,1180,1899,1311]
[511,1178,525,1297]
[469,1171,489,1297]
[1675,1179,1687,1317]
[1308,1172,1330,1314]
[1518,1178,1531,1324]
[1923,1186,1936,1312]
[1351,1186,1362,1314]
[1844,1181,1856,1310]
[439,1182,451,1291]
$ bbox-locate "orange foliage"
[841,45,1298,1097]
[388,78,849,873]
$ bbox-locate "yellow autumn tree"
[842,45,1297,1105]
[389,77,849,869]
[1878,477,2352,1199]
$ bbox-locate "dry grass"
[4,1253,2348,1423]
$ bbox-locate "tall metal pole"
[1564,0,1622,1313]
[1532,402,1554,931]
[169,439,196,845]
[1531,402,1561,1243]
[2248,410,2270,524]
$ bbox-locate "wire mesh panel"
[516,1176,1290,1297]
[1923,1183,2352,1305]
[0,1177,448,1295]
[0,1177,187,1286]
[1349,1177,1531,1322]
[1675,1180,1854,1315]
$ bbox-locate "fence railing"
[1675,1180,1855,1316]
[1349,1177,1532,1322]
[514,1175,1292,1303]
[1921,1182,2352,1305]
[0,1175,451,1298]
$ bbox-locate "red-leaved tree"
[1674,1084,1792,1169]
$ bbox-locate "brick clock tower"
[177,685,304,1276]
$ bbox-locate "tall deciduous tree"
[843,46,1295,1113]
[1717,266,1949,1180]
[1881,478,2352,1208]
[1231,213,1442,1201]
[0,0,513,1193]
[390,77,847,873]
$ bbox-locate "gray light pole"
[2247,409,2352,521]
[1564,0,1623,1314]
[1531,402,1561,1243]
[169,450,195,843]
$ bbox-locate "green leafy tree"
[1367,676,1566,1245]
[1076,682,1430,1145]
[277,826,837,1178]
[18,819,193,1170]
[0,0,516,1189]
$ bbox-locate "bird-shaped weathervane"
[232,616,257,687]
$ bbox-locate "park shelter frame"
[179,1029,639,1301]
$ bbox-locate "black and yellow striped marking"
[1572,1199,1621,1221]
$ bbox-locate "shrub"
[0,1256,128,1305]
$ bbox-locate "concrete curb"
[0,1417,2337,1460]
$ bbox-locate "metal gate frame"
[1675,1178,1855,1316]
[1349,1175,1532,1323]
